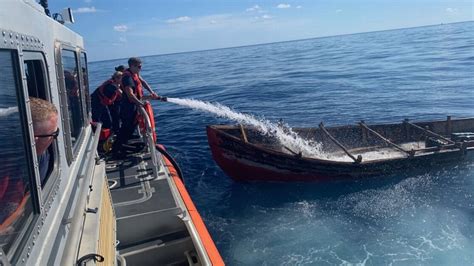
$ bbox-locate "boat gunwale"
[207,117,474,165]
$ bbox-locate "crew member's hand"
[150,92,159,99]
[160,96,167,102]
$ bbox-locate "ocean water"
[89,22,474,265]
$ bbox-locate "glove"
[160,96,167,102]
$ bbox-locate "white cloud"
[210,20,217,24]
[296,5,302,9]
[261,14,272,20]
[119,37,127,43]
[246,5,261,12]
[336,9,343,13]
[166,16,192,24]
[277,4,291,9]
[74,6,97,13]
[446,8,458,13]
[113,25,128,32]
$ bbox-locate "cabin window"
[0,50,36,257]
[80,52,91,115]
[61,49,84,147]
[23,52,59,191]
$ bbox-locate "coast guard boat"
[0,1,223,265]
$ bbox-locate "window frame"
[22,51,61,200]
[0,48,40,262]
[79,51,91,118]
[55,44,88,164]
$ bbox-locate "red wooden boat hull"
[206,119,474,182]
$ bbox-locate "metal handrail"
[137,102,160,177]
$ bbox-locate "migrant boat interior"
[215,117,474,163]
[0,0,222,265]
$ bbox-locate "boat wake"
[166,98,326,158]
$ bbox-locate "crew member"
[90,71,123,132]
[112,57,162,158]
[1,98,58,233]
[30,97,59,184]
[115,64,157,97]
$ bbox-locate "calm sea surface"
[90,22,474,265]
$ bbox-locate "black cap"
[115,65,126,72]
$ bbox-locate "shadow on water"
[224,160,474,211]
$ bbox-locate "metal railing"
[137,102,160,177]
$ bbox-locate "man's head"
[30,97,58,155]
[127,57,142,74]
[115,65,126,72]
[111,71,123,84]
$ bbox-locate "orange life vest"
[96,79,120,106]
[122,69,143,102]
[137,102,157,143]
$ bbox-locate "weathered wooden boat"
[206,117,474,182]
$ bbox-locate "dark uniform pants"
[113,102,137,153]
[91,94,112,129]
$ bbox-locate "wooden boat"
[206,117,474,182]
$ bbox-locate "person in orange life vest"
[30,97,59,185]
[109,66,126,133]
[90,71,123,132]
[112,58,163,157]
[115,64,158,98]
[112,65,158,132]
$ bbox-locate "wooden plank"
[239,124,248,143]
[405,121,455,144]
[319,122,362,163]
[359,122,414,157]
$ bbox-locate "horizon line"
[91,20,472,63]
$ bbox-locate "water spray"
[164,97,326,158]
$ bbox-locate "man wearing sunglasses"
[30,97,59,184]
[113,57,162,158]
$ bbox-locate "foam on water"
[167,97,327,158]
[0,107,18,117]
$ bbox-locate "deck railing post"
[447,116,452,136]
[138,103,160,177]
[360,120,368,145]
[403,118,410,141]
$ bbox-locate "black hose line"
[155,144,185,184]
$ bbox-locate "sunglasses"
[137,64,142,69]
[35,128,60,139]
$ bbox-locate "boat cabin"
[1,1,222,265]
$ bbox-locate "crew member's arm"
[124,86,144,106]
[122,75,144,106]
[139,76,159,99]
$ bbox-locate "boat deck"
[104,140,199,265]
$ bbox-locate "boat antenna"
[39,0,51,16]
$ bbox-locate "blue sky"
[48,0,473,61]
